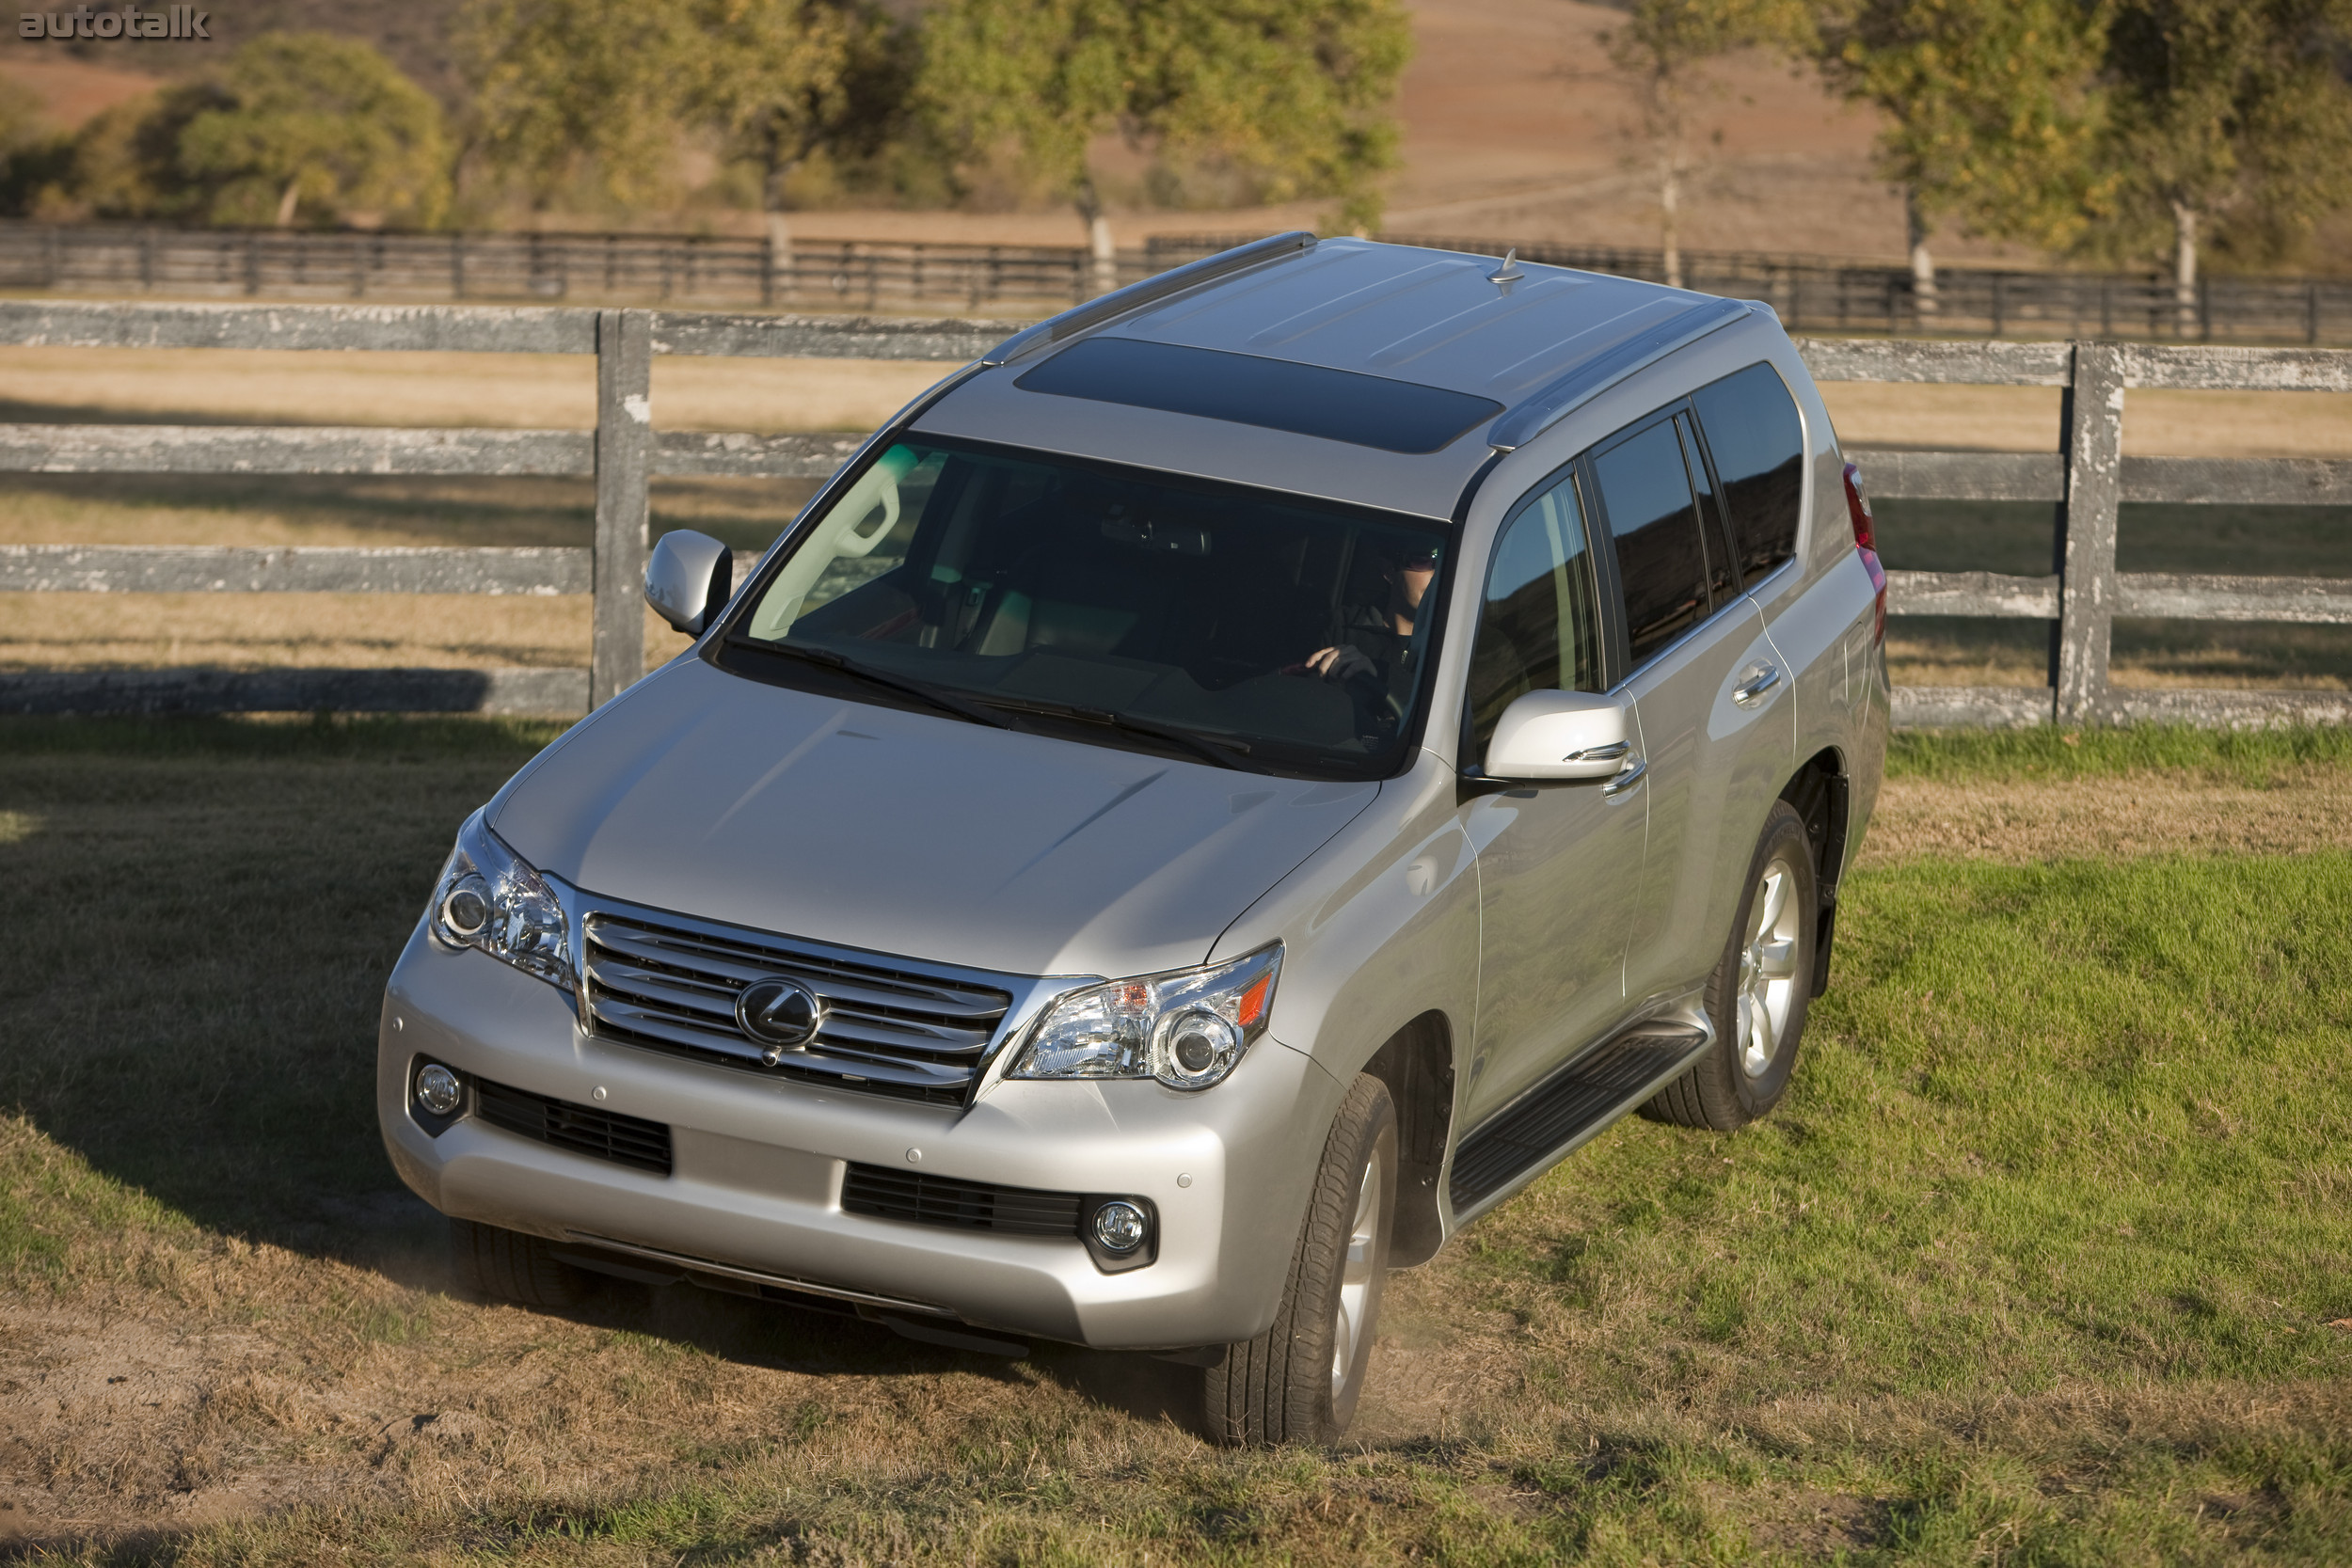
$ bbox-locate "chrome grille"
[580,907,1016,1105]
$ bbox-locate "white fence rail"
[2,300,2348,726]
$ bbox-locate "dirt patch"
[1863,768,2352,864]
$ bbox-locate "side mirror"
[644,530,734,636]
[1482,689,1631,782]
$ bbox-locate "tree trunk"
[1074,176,1117,298]
[275,178,300,229]
[764,211,793,307]
[1089,214,1116,296]
[1907,189,1937,320]
[761,128,800,308]
[2172,200,2200,339]
[1660,150,1681,291]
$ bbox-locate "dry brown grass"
[0,347,950,436]
[0,592,705,676]
[1816,383,2352,457]
[1886,622,2352,693]
[1862,766,2352,863]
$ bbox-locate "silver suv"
[378,234,1887,1446]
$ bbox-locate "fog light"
[1091,1199,1148,1253]
[415,1063,462,1117]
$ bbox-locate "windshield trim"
[703,433,1461,783]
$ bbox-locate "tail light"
[1843,460,1886,644]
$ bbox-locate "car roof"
[912,238,1765,521]
[1103,238,1712,402]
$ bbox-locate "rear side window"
[1465,472,1602,759]
[1591,418,1713,668]
[1691,362,1804,590]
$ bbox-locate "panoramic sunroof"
[1014,337,1502,455]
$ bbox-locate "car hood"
[491,657,1379,979]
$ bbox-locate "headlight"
[1007,944,1280,1091]
[425,810,573,990]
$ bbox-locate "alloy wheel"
[1330,1140,1390,1400]
[1736,852,1805,1079]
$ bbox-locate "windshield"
[714,437,1451,779]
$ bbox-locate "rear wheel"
[1200,1074,1396,1446]
[450,1217,591,1309]
[1646,799,1817,1131]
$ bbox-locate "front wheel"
[1646,799,1817,1131]
[1199,1074,1396,1446]
[450,1217,592,1309]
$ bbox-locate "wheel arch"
[1357,1009,1455,1267]
[1779,746,1850,997]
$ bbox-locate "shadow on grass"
[0,714,1210,1439]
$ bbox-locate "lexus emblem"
[735,978,826,1064]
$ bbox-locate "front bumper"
[377,924,1343,1348]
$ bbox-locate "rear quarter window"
[1691,362,1804,591]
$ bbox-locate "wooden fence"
[0,222,1156,313]
[8,220,2350,346]
[0,298,2347,728]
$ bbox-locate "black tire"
[450,1217,591,1309]
[1645,799,1818,1132]
[1200,1073,1396,1447]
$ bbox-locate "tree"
[1820,0,2113,313]
[2097,0,2352,328]
[0,87,73,218]
[1605,0,1814,290]
[692,0,903,223]
[462,0,898,223]
[912,0,1411,267]
[462,0,707,212]
[181,33,450,226]
[21,33,450,227]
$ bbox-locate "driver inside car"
[1302,543,1439,719]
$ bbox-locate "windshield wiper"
[723,638,1019,732]
[977,696,1267,773]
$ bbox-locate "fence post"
[592,309,653,708]
[2053,341,2124,724]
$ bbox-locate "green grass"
[2,717,2348,1562]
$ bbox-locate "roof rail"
[980,231,1318,366]
[1486,296,1751,452]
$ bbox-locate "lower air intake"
[841,1164,1081,1238]
[475,1077,674,1177]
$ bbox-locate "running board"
[1446,1022,1710,1211]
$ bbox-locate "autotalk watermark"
[19,5,211,39]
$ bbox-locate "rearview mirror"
[1482,689,1631,782]
[644,530,733,636]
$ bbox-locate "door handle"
[1601,756,1647,799]
[1732,664,1783,707]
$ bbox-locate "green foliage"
[0,88,74,219]
[462,0,901,214]
[462,0,708,212]
[23,32,450,228]
[2092,0,2352,269]
[911,0,1411,229]
[693,0,908,212]
[1822,0,2119,250]
[177,33,453,228]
